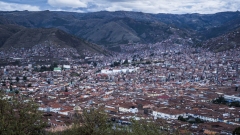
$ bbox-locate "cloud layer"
[0,0,239,14]
[0,1,40,11]
[48,0,87,8]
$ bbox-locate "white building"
[101,67,139,75]
[152,108,186,120]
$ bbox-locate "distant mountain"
[77,17,192,46]
[154,12,240,30]
[201,13,240,39]
[0,11,193,46]
[201,28,240,52]
[0,26,108,55]
[0,11,240,51]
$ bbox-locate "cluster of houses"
[0,43,105,66]
[0,41,240,134]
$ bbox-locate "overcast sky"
[0,0,239,14]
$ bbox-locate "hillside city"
[1,36,240,134]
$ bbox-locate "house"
[59,109,72,116]
[152,108,186,120]
[38,105,48,112]
[186,110,218,122]
[118,103,138,114]
[224,95,240,102]
[63,65,71,70]
[54,68,61,72]
[49,103,62,113]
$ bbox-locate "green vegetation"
[123,58,129,65]
[23,76,27,81]
[0,92,185,135]
[212,96,227,104]
[212,96,240,107]
[10,85,13,91]
[15,90,19,94]
[145,61,151,64]
[70,72,80,77]
[50,108,177,135]
[16,77,20,82]
[28,83,32,87]
[178,116,204,124]
[34,63,58,72]
[0,93,46,135]
[233,127,240,135]
[110,61,121,67]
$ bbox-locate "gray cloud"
[0,0,239,14]
[47,0,88,8]
[0,1,40,11]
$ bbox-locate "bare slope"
[1,27,108,55]
[202,28,240,52]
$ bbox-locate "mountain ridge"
[0,11,240,51]
[0,11,196,46]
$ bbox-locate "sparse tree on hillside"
[233,127,240,135]
[52,108,178,135]
[0,93,46,135]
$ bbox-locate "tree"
[23,76,27,81]
[15,90,19,94]
[2,82,6,86]
[93,62,97,67]
[137,104,143,110]
[52,108,174,135]
[195,117,204,123]
[47,80,51,84]
[233,127,240,135]
[28,83,32,87]
[53,62,58,68]
[212,96,226,104]
[123,59,129,65]
[16,77,20,82]
[178,116,187,122]
[10,85,13,91]
[65,87,68,92]
[68,108,112,135]
[0,93,46,135]
[111,61,121,67]
[146,61,151,64]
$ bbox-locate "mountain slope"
[0,24,23,47]
[77,17,192,46]
[153,12,240,31]
[201,14,240,39]
[1,11,240,51]
[0,11,193,46]
[201,28,240,52]
[1,27,108,55]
